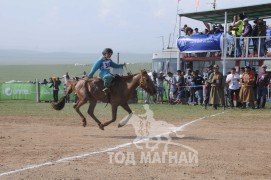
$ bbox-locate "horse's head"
[139,70,156,95]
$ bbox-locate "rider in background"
[87,48,125,95]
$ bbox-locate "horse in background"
[51,70,156,130]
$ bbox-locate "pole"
[177,15,181,71]
[222,11,227,76]
[36,78,40,103]
[117,52,120,63]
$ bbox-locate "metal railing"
[225,35,271,60]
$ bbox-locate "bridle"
[139,71,149,90]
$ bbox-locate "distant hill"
[0,49,152,65]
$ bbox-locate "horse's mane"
[69,70,147,81]
[120,74,137,79]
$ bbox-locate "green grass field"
[0,63,152,83]
[0,100,270,123]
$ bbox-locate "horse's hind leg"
[87,99,104,130]
[74,100,87,127]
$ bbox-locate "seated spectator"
[185,27,193,36]
[181,24,188,32]
[215,24,224,34]
[203,29,210,35]
[193,28,200,35]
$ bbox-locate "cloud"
[98,0,115,18]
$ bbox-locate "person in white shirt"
[165,72,177,104]
[156,72,165,103]
[226,68,241,107]
[62,72,70,103]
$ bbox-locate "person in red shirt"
[256,65,270,108]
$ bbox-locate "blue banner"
[177,33,223,53]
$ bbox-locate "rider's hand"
[123,62,126,66]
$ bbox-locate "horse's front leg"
[102,104,118,128]
[118,103,132,127]
[87,99,104,130]
[73,100,87,127]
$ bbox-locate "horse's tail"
[51,80,77,111]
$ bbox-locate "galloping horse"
[51,70,156,130]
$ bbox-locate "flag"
[196,0,199,10]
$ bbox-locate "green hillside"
[0,63,152,83]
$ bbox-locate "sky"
[0,0,270,54]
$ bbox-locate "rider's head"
[102,48,113,58]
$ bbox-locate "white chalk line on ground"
[0,112,225,177]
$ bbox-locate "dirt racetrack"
[0,109,271,180]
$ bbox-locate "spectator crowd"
[145,64,270,110]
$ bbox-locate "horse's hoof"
[82,120,87,127]
[99,124,104,130]
[118,123,124,128]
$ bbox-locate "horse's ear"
[141,69,147,75]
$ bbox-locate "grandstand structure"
[176,3,271,75]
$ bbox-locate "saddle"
[87,74,122,96]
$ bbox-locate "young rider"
[87,48,125,95]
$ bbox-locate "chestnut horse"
[51,70,156,130]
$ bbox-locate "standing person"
[49,77,61,103]
[192,70,204,105]
[83,71,87,78]
[258,19,267,56]
[156,72,165,103]
[226,68,241,107]
[175,70,185,104]
[226,25,234,56]
[63,72,70,103]
[239,66,255,109]
[204,65,214,109]
[256,65,270,108]
[242,18,252,57]
[232,14,244,57]
[251,67,258,103]
[165,72,177,104]
[41,79,48,84]
[239,67,245,79]
[87,48,125,95]
[184,69,193,104]
[206,65,225,110]
[145,71,157,104]
[252,19,259,55]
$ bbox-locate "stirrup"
[102,87,110,95]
